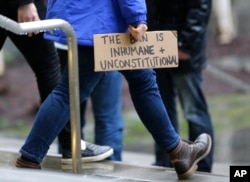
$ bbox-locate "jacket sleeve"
[178,0,211,54]
[117,0,147,26]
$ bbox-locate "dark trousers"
[154,69,214,172]
[0,1,98,155]
[0,31,61,103]
[0,0,61,102]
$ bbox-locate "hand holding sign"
[128,24,148,42]
[94,31,178,72]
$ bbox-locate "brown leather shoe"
[15,157,41,169]
[168,133,212,179]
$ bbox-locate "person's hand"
[178,49,190,60]
[128,24,148,42]
[18,3,40,37]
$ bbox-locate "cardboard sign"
[94,31,178,72]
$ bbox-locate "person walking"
[14,0,212,180]
[56,45,124,162]
[146,0,214,172]
[0,0,113,163]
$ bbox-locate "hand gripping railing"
[0,15,82,174]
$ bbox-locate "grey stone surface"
[0,136,229,182]
[0,150,229,182]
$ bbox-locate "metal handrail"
[0,15,81,174]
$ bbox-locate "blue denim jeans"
[154,69,214,172]
[20,46,180,163]
[81,71,124,161]
[57,49,124,161]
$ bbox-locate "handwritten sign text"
[94,31,178,71]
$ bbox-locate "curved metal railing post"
[0,15,81,174]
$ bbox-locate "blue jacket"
[45,0,147,46]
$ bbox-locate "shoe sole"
[178,135,212,180]
[61,148,114,164]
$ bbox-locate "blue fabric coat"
[45,0,147,46]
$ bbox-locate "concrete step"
[0,134,230,176]
[0,149,228,182]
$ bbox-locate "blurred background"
[0,0,249,169]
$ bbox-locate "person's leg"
[18,46,105,163]
[153,69,178,167]
[121,69,212,179]
[16,47,212,179]
[55,48,113,164]
[58,50,123,161]
[173,70,214,172]
[91,71,124,161]
[56,48,85,152]
[8,32,61,102]
[121,69,180,151]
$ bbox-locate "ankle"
[21,156,39,164]
[168,141,182,157]
[15,156,41,169]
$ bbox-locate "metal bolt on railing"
[0,14,82,174]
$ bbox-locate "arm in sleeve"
[118,0,147,26]
[178,0,211,54]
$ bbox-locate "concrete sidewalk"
[0,149,229,182]
[0,134,230,177]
